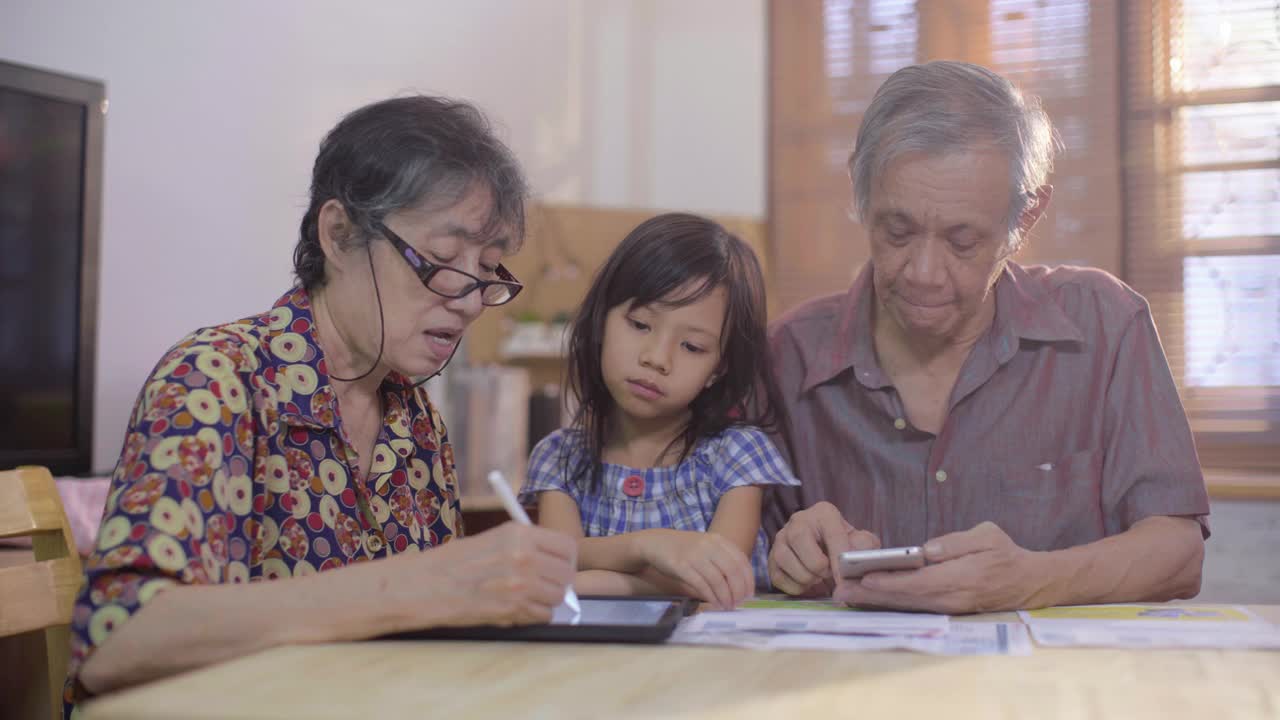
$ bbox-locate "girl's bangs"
[610,269,724,314]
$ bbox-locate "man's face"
[865,148,1019,343]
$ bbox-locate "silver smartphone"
[837,546,926,578]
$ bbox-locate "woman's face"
[324,186,513,380]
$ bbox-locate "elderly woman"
[66,96,576,708]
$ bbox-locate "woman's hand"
[635,529,754,610]
[394,522,578,629]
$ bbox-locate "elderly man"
[764,61,1209,614]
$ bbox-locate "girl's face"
[600,283,727,427]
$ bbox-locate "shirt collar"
[992,262,1085,350]
[802,265,884,394]
[259,287,416,431]
[799,261,1083,394]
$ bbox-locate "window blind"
[1122,0,1280,468]
[768,0,1121,301]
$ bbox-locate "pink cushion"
[0,476,110,556]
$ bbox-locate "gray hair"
[294,95,528,290]
[848,61,1059,241]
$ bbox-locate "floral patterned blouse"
[65,287,462,712]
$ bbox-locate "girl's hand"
[396,522,578,628]
[635,529,754,609]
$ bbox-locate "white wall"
[578,1,766,213]
[0,0,765,473]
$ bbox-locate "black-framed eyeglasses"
[377,222,523,306]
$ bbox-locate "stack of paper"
[679,603,948,637]
[670,599,1032,656]
[1018,604,1280,650]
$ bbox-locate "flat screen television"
[0,60,104,475]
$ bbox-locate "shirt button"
[894,418,907,430]
[365,534,385,554]
[622,475,645,498]
[935,470,947,483]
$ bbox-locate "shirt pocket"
[999,448,1101,496]
[993,448,1105,550]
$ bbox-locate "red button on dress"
[622,474,645,497]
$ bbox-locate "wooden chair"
[0,466,85,720]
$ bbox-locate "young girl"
[520,213,798,610]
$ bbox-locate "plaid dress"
[520,425,800,589]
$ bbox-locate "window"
[768,0,1276,467]
[988,0,1122,272]
[768,0,920,312]
[1123,0,1280,469]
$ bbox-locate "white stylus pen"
[486,471,581,616]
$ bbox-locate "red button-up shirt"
[763,262,1210,551]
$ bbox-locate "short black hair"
[293,95,528,290]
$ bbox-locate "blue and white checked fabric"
[520,425,800,590]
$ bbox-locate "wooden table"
[83,605,1280,720]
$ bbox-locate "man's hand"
[833,521,1050,614]
[768,501,880,595]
